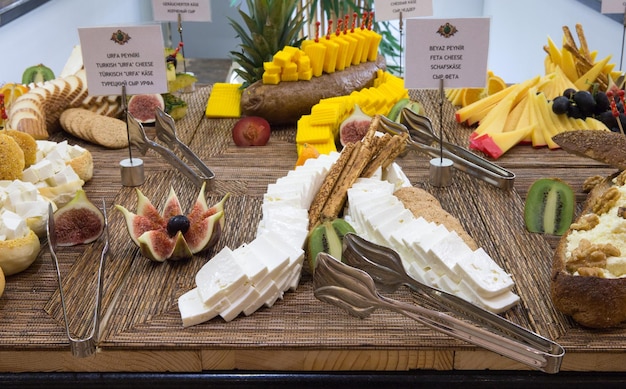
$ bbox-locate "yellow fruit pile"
[544,24,621,92]
[264,22,382,85]
[295,70,408,156]
[446,71,507,107]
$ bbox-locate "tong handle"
[380,294,563,373]
[145,139,207,187]
[405,279,562,357]
[155,108,215,182]
[393,110,515,190]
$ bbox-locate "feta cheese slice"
[454,247,514,298]
[178,288,220,327]
[195,247,249,306]
[457,280,520,313]
[427,231,474,282]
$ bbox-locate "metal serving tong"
[378,109,515,190]
[312,233,565,374]
[126,108,215,188]
[46,201,109,358]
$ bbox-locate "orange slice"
[461,88,483,107]
[486,75,507,96]
[296,143,320,166]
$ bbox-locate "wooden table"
[0,87,624,384]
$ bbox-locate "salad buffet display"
[1,1,626,373]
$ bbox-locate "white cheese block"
[406,224,450,269]
[243,276,281,316]
[427,231,474,283]
[261,230,305,292]
[219,281,261,322]
[178,288,220,327]
[457,280,520,313]
[26,159,55,182]
[454,248,514,298]
[389,217,432,250]
[375,209,416,244]
[195,247,249,306]
[383,162,412,190]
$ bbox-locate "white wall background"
[0,0,624,84]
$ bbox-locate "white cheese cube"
[195,247,249,306]
[454,248,515,298]
[20,167,40,183]
[28,159,55,181]
[14,200,48,219]
[0,210,28,241]
[47,165,80,186]
[178,288,220,327]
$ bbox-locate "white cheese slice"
[457,280,520,313]
[383,162,412,190]
[389,217,432,250]
[262,230,305,292]
[427,231,473,283]
[375,209,416,245]
[454,248,514,298]
[406,224,450,269]
[219,281,261,322]
[195,247,249,306]
[178,287,220,327]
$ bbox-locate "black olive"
[167,215,190,236]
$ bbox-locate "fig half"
[54,189,104,246]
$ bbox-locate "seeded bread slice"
[552,130,626,170]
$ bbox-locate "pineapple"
[228,0,306,88]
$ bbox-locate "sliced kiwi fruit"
[21,64,55,85]
[524,178,575,235]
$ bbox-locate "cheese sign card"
[374,0,433,21]
[404,17,490,89]
[601,0,626,14]
[151,0,212,22]
[78,24,168,96]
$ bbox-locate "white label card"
[374,0,433,21]
[405,17,490,89]
[151,0,212,22]
[78,24,168,96]
[601,0,626,14]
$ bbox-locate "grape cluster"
[551,88,626,133]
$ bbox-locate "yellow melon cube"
[273,50,293,67]
[263,72,281,84]
[263,62,281,74]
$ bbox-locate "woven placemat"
[2,87,624,353]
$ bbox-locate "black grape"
[573,91,596,117]
[594,91,610,113]
[563,88,576,99]
[552,96,570,115]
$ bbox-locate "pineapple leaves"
[228,0,305,87]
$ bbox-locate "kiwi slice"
[21,64,55,85]
[524,178,575,235]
